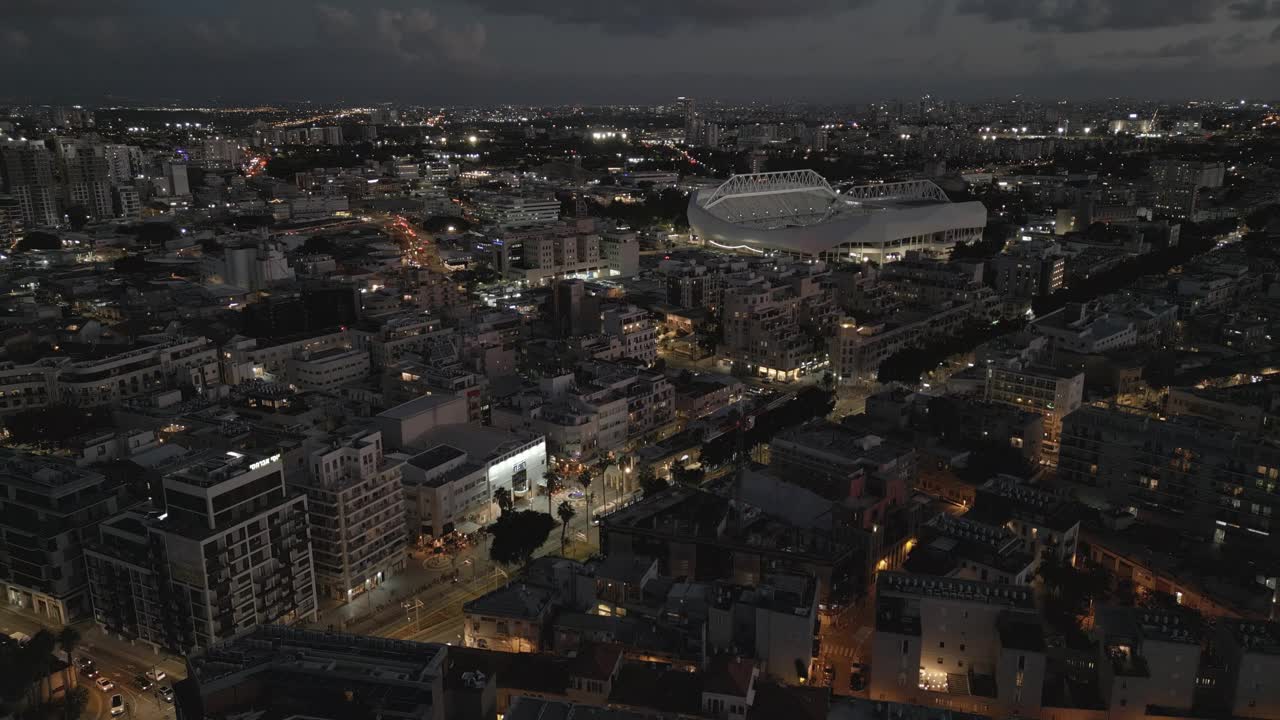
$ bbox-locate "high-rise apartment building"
[0,451,135,623]
[290,429,406,600]
[1,144,60,228]
[63,152,113,219]
[84,450,318,653]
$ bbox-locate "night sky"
[3,0,1279,104]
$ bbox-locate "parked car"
[158,686,174,703]
[144,669,167,682]
[822,664,835,685]
[95,676,114,692]
[110,694,125,717]
[135,674,152,691]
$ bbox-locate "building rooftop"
[878,572,1036,609]
[463,583,554,620]
[377,393,461,420]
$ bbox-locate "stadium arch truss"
[688,170,987,264]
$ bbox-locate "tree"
[62,685,90,720]
[637,464,668,497]
[493,486,513,516]
[578,470,593,525]
[21,629,57,707]
[302,235,334,254]
[557,500,577,553]
[15,230,61,252]
[488,510,557,569]
[3,406,113,449]
[57,626,81,699]
[544,471,563,516]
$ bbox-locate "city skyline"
[4,0,1280,104]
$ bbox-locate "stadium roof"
[687,170,986,258]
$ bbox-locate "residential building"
[291,429,406,600]
[601,306,657,365]
[464,582,556,653]
[869,572,1045,718]
[707,573,818,685]
[1217,619,1280,719]
[1,144,59,227]
[221,329,352,385]
[984,365,1084,465]
[1059,405,1280,548]
[285,347,370,391]
[990,241,1067,298]
[354,311,451,370]
[722,264,835,381]
[0,451,134,623]
[83,450,317,653]
[57,334,220,406]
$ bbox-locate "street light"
[403,599,424,632]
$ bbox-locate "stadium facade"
[687,170,987,264]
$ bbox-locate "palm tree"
[493,486,513,516]
[57,626,81,701]
[557,500,577,553]
[544,470,563,516]
[578,470,593,525]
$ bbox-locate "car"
[821,664,835,685]
[144,669,167,682]
[135,674,153,691]
[110,694,125,717]
[158,686,174,703]
[75,657,97,678]
[95,676,114,692]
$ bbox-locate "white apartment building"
[292,429,406,600]
[221,329,352,385]
[399,425,547,539]
[57,335,220,407]
[286,348,370,391]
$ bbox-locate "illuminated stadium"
[687,170,987,263]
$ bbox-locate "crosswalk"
[824,645,860,659]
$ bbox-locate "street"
[0,606,183,720]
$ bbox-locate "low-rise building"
[181,626,448,720]
[399,424,547,539]
[286,347,370,391]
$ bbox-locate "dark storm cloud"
[956,0,1224,32]
[1229,0,1280,19]
[451,0,875,33]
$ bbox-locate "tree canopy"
[4,406,113,449]
[488,509,557,567]
[16,230,61,252]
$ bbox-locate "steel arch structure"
[835,179,950,202]
[702,169,836,209]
